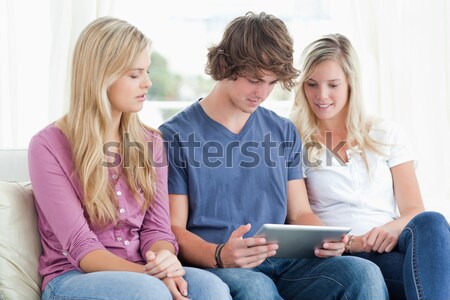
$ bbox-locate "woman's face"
[303,59,349,124]
[107,48,152,120]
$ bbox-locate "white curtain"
[0,0,448,218]
[338,0,450,217]
[48,0,116,122]
[0,0,49,147]
[0,0,114,148]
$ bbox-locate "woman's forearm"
[80,249,145,273]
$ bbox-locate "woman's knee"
[104,272,172,300]
[409,211,449,231]
[43,271,172,300]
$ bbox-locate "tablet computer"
[254,224,351,258]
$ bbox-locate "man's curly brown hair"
[205,11,299,90]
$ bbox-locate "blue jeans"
[207,255,388,300]
[351,211,450,300]
[41,267,231,300]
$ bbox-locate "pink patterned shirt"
[28,124,178,290]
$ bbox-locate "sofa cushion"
[0,181,41,300]
[0,149,29,182]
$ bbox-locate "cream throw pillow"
[0,181,41,300]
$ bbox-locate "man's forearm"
[171,225,218,268]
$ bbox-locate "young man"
[159,12,388,300]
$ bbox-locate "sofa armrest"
[0,181,42,300]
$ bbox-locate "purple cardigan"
[28,124,178,290]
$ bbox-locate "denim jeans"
[207,255,388,300]
[41,267,231,300]
[351,211,450,300]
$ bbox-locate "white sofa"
[0,149,42,300]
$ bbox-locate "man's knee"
[234,272,280,300]
[209,269,281,300]
[335,256,388,299]
[184,267,231,300]
[332,256,385,286]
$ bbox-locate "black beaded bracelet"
[215,243,225,268]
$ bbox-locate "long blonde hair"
[290,33,382,167]
[59,17,157,227]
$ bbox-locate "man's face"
[225,71,279,114]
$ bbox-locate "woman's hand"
[361,225,400,253]
[162,277,189,300]
[314,235,348,258]
[144,249,185,279]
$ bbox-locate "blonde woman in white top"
[291,33,449,300]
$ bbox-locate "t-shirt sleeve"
[286,121,303,180]
[158,124,189,195]
[385,122,415,168]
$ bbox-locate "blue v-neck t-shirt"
[159,101,303,243]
